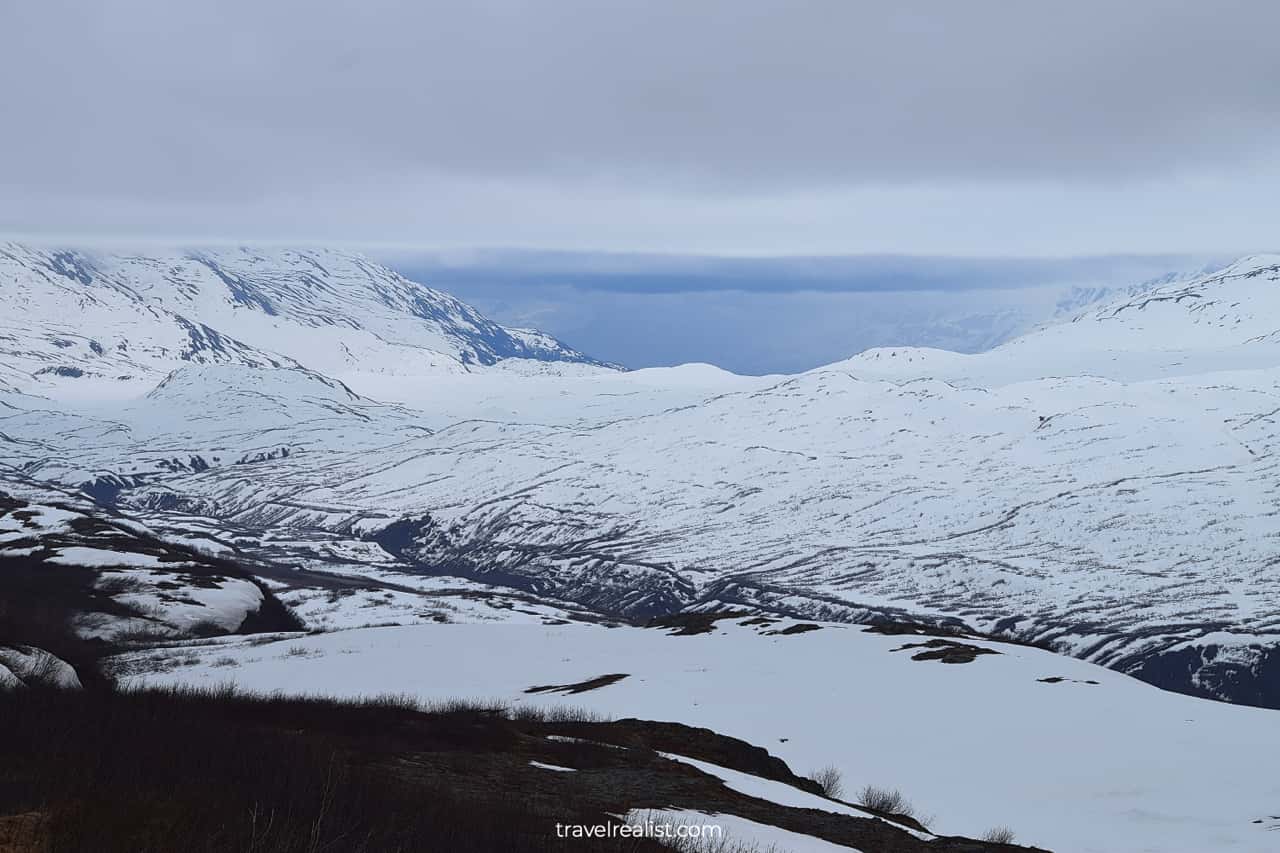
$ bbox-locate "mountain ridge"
[0,243,618,400]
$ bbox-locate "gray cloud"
[4,1,1280,253]
[386,250,1212,293]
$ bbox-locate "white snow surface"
[840,254,1280,385]
[0,645,82,689]
[658,752,895,829]
[626,809,865,853]
[104,571,263,638]
[118,618,1280,853]
[0,505,79,536]
[0,243,614,401]
[46,547,171,569]
[5,254,1280,690]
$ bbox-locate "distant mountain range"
[1046,262,1226,322]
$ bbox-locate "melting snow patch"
[625,809,865,852]
[545,734,625,749]
[5,506,78,534]
[658,752,933,839]
[46,547,171,569]
[82,570,265,639]
[0,646,82,690]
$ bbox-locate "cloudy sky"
[4,1,1280,256]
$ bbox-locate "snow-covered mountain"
[0,244,616,399]
[9,247,1280,850]
[5,252,1280,714]
[846,254,1280,384]
[1045,261,1225,322]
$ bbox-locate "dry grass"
[0,684,655,853]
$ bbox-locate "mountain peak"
[0,244,618,400]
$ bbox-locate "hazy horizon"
[378,249,1226,373]
[0,236,1232,373]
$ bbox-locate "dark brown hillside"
[0,686,1048,853]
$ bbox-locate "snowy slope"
[0,246,300,400]
[0,475,296,643]
[0,243,616,399]
[116,616,1280,853]
[4,252,1280,710]
[1044,261,1225,324]
[5,359,1280,707]
[0,645,81,689]
[842,255,1280,384]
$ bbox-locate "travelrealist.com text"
[555,821,724,840]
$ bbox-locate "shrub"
[983,826,1016,844]
[189,619,230,639]
[536,704,613,724]
[95,576,146,595]
[808,765,845,799]
[247,634,290,647]
[857,785,914,818]
[421,697,506,715]
[110,624,177,646]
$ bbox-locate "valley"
[4,244,1280,851]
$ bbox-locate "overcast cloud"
[3,1,1280,254]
